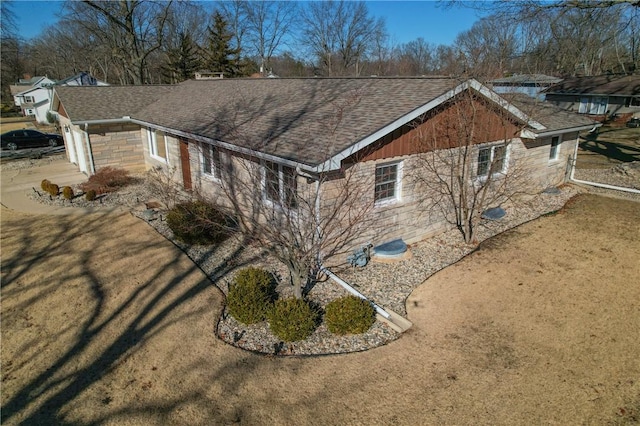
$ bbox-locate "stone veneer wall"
[88,123,146,173]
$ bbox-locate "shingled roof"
[505,93,598,134]
[54,85,176,122]
[544,75,640,97]
[54,77,598,169]
[133,77,462,166]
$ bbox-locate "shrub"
[85,189,97,201]
[268,298,319,342]
[166,200,231,245]
[227,268,276,325]
[62,186,74,200]
[79,166,132,194]
[41,179,51,192]
[47,183,59,197]
[325,295,376,335]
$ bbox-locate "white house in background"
[13,72,108,124]
[11,76,55,109]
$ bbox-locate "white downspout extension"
[311,176,392,320]
[84,123,96,175]
[569,133,640,194]
[319,266,392,320]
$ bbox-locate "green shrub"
[47,183,59,197]
[62,186,74,200]
[227,268,276,325]
[325,295,376,335]
[85,189,97,201]
[41,179,51,192]
[268,298,319,342]
[166,200,230,245]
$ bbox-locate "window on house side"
[202,143,221,179]
[549,136,561,161]
[477,144,507,178]
[148,129,167,161]
[374,163,400,203]
[263,161,297,209]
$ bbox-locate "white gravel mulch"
[12,156,640,356]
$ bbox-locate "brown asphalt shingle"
[544,75,640,97]
[54,85,176,122]
[134,78,460,166]
[505,93,598,132]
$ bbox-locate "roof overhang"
[521,122,601,139]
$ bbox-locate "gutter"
[569,133,640,194]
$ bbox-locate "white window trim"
[200,142,221,182]
[475,143,510,182]
[374,161,403,207]
[261,161,298,210]
[549,135,561,162]
[147,128,169,163]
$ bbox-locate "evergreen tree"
[163,31,202,83]
[203,11,242,77]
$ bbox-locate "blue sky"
[11,0,484,47]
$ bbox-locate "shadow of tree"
[0,208,259,424]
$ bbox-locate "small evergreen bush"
[166,200,231,245]
[227,267,276,325]
[268,298,319,342]
[325,295,376,335]
[47,183,59,197]
[85,189,97,201]
[41,179,51,192]
[62,186,74,200]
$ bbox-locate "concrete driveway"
[0,156,89,214]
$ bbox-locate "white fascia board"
[523,123,602,138]
[311,81,473,173]
[130,118,312,172]
[468,79,546,130]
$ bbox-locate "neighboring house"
[53,77,596,246]
[488,74,562,100]
[11,76,56,113]
[14,72,108,124]
[543,75,640,122]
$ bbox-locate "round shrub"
[166,200,230,245]
[227,268,275,325]
[47,183,59,197]
[41,179,51,192]
[85,189,97,201]
[268,298,319,342]
[62,186,74,200]
[325,295,376,335]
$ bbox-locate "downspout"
[569,131,640,194]
[311,174,391,320]
[84,123,96,175]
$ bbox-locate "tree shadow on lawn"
[0,209,259,424]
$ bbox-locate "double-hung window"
[549,136,561,161]
[201,143,221,179]
[374,162,402,204]
[147,129,168,162]
[476,144,507,179]
[263,161,297,209]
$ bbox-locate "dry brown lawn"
[1,194,639,425]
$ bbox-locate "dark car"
[0,129,63,150]
[626,117,640,128]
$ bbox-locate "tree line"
[1,0,639,101]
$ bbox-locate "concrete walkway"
[0,157,103,215]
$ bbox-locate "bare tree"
[242,1,297,76]
[408,86,536,243]
[64,0,175,84]
[299,0,386,76]
[191,91,376,299]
